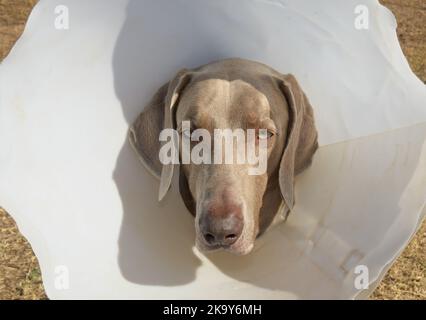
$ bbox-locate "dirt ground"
[0,0,425,300]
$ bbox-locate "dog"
[129,58,318,255]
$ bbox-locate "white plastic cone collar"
[0,0,425,299]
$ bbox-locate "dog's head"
[129,58,318,255]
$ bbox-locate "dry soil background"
[0,0,425,300]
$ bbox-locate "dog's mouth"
[196,238,254,255]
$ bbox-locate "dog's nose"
[200,203,243,247]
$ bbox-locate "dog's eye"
[257,130,274,140]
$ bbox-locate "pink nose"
[199,200,243,247]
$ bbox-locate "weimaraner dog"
[129,58,318,255]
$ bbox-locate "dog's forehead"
[177,78,271,127]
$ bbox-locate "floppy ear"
[128,69,192,201]
[277,74,318,211]
[179,170,196,216]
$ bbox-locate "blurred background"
[0,0,424,300]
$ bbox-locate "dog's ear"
[179,170,196,216]
[276,74,318,211]
[129,69,192,201]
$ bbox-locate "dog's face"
[129,58,318,255]
[176,76,288,254]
